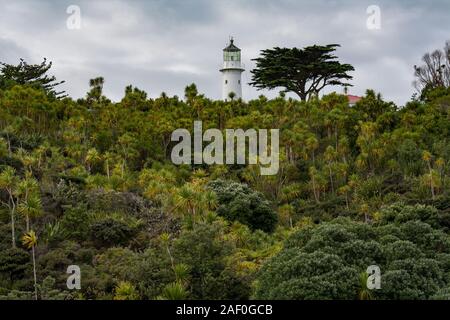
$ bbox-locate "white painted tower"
[220,37,245,101]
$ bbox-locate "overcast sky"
[0,0,449,106]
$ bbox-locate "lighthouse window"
[225,80,228,84]
[238,80,241,84]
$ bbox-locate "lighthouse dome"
[223,38,240,52]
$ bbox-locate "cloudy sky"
[0,0,449,105]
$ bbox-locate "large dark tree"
[0,58,66,98]
[250,44,354,101]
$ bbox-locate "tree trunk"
[335,125,339,152]
[345,193,349,210]
[296,91,307,101]
[166,245,175,270]
[106,159,110,179]
[192,205,196,219]
[328,166,335,194]
[311,175,319,203]
[6,132,12,157]
[9,193,16,248]
[11,206,16,248]
[428,163,435,200]
[32,246,38,300]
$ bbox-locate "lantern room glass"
[224,51,241,62]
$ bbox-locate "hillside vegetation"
[1,70,450,299]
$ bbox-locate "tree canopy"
[0,58,66,98]
[250,44,354,101]
[414,41,450,99]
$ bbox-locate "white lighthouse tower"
[220,37,244,101]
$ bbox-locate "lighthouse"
[220,37,244,101]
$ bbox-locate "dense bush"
[90,219,134,248]
[255,214,450,299]
[59,206,90,241]
[208,180,277,233]
[379,202,449,231]
[0,248,31,281]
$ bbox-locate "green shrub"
[255,216,450,300]
[89,219,133,247]
[208,180,277,233]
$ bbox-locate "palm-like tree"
[360,203,371,223]
[113,281,139,300]
[157,282,188,300]
[103,151,115,179]
[16,174,41,231]
[3,125,15,156]
[173,184,218,221]
[357,272,374,300]
[160,232,175,269]
[17,195,43,232]
[338,185,351,209]
[203,190,218,212]
[33,142,50,170]
[87,77,105,104]
[0,137,9,157]
[160,267,191,299]
[139,169,177,204]
[173,263,190,286]
[0,167,18,247]
[174,185,198,217]
[278,204,295,229]
[85,147,101,173]
[309,166,320,203]
[324,146,337,194]
[436,157,446,191]
[423,150,436,199]
[21,152,37,174]
[228,223,250,247]
[305,135,319,166]
[22,230,38,300]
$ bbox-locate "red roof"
[347,95,362,104]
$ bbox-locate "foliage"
[208,180,277,232]
[1,48,450,299]
[0,248,30,281]
[89,219,134,248]
[0,58,65,98]
[59,206,90,241]
[414,41,450,98]
[250,45,354,100]
[113,281,139,300]
[255,216,450,299]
